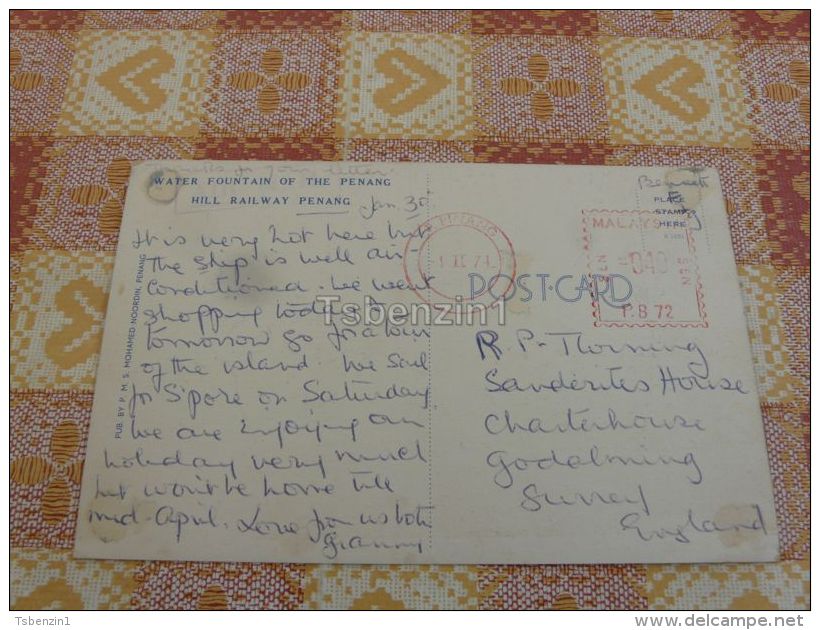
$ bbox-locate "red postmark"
[582,209,708,328]
[403,212,517,312]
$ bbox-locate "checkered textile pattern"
[10,9,809,610]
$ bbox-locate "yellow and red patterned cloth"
[10,9,809,610]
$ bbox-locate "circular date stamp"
[403,212,516,313]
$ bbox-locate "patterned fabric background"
[9,9,809,610]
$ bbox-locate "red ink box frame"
[582,209,708,328]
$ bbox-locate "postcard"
[74,160,778,563]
